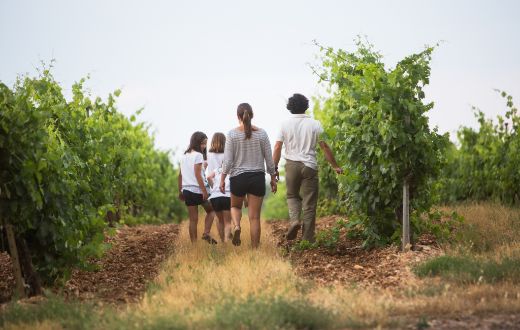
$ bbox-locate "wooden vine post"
[402,180,410,251]
[2,218,26,298]
[402,114,411,252]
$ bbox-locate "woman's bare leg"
[247,194,264,249]
[230,194,245,229]
[230,194,245,245]
[188,206,199,243]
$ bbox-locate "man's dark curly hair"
[286,93,309,114]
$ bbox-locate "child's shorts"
[182,189,204,206]
[209,197,231,212]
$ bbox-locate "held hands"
[202,189,209,201]
[334,167,344,175]
[219,180,226,194]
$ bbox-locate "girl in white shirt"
[206,133,232,242]
[178,131,217,244]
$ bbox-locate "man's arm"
[318,141,343,174]
[272,141,283,181]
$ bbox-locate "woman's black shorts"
[210,197,231,212]
[182,189,204,206]
[229,171,266,197]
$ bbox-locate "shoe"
[202,233,218,245]
[286,222,301,240]
[231,227,241,246]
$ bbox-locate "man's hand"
[202,189,209,201]
[333,167,344,174]
[270,175,277,193]
[219,180,226,194]
[178,191,185,201]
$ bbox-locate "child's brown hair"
[209,132,226,153]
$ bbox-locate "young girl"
[178,131,217,244]
[206,133,232,242]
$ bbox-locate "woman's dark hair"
[286,93,309,114]
[185,131,208,159]
[209,132,226,153]
[237,103,254,139]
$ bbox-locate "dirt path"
[63,224,179,304]
[0,223,179,304]
[2,218,520,329]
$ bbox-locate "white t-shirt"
[206,152,230,199]
[276,114,324,170]
[180,151,205,193]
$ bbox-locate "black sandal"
[202,233,218,245]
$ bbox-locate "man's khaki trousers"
[285,159,319,242]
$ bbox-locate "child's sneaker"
[202,233,218,245]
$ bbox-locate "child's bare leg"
[202,202,215,235]
[188,206,199,243]
[223,210,232,241]
[215,211,225,242]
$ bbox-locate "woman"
[220,103,277,248]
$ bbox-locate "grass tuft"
[415,254,520,284]
[209,295,333,330]
[0,296,99,330]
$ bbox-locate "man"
[273,93,343,242]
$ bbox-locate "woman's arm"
[262,132,276,175]
[261,132,277,193]
[222,133,234,175]
[221,133,234,193]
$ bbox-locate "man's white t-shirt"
[276,114,324,170]
[206,152,231,198]
[180,151,204,193]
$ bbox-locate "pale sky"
[1,0,519,159]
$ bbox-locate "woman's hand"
[202,189,209,201]
[178,191,185,201]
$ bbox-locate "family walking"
[178,94,342,248]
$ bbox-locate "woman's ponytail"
[237,103,253,139]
